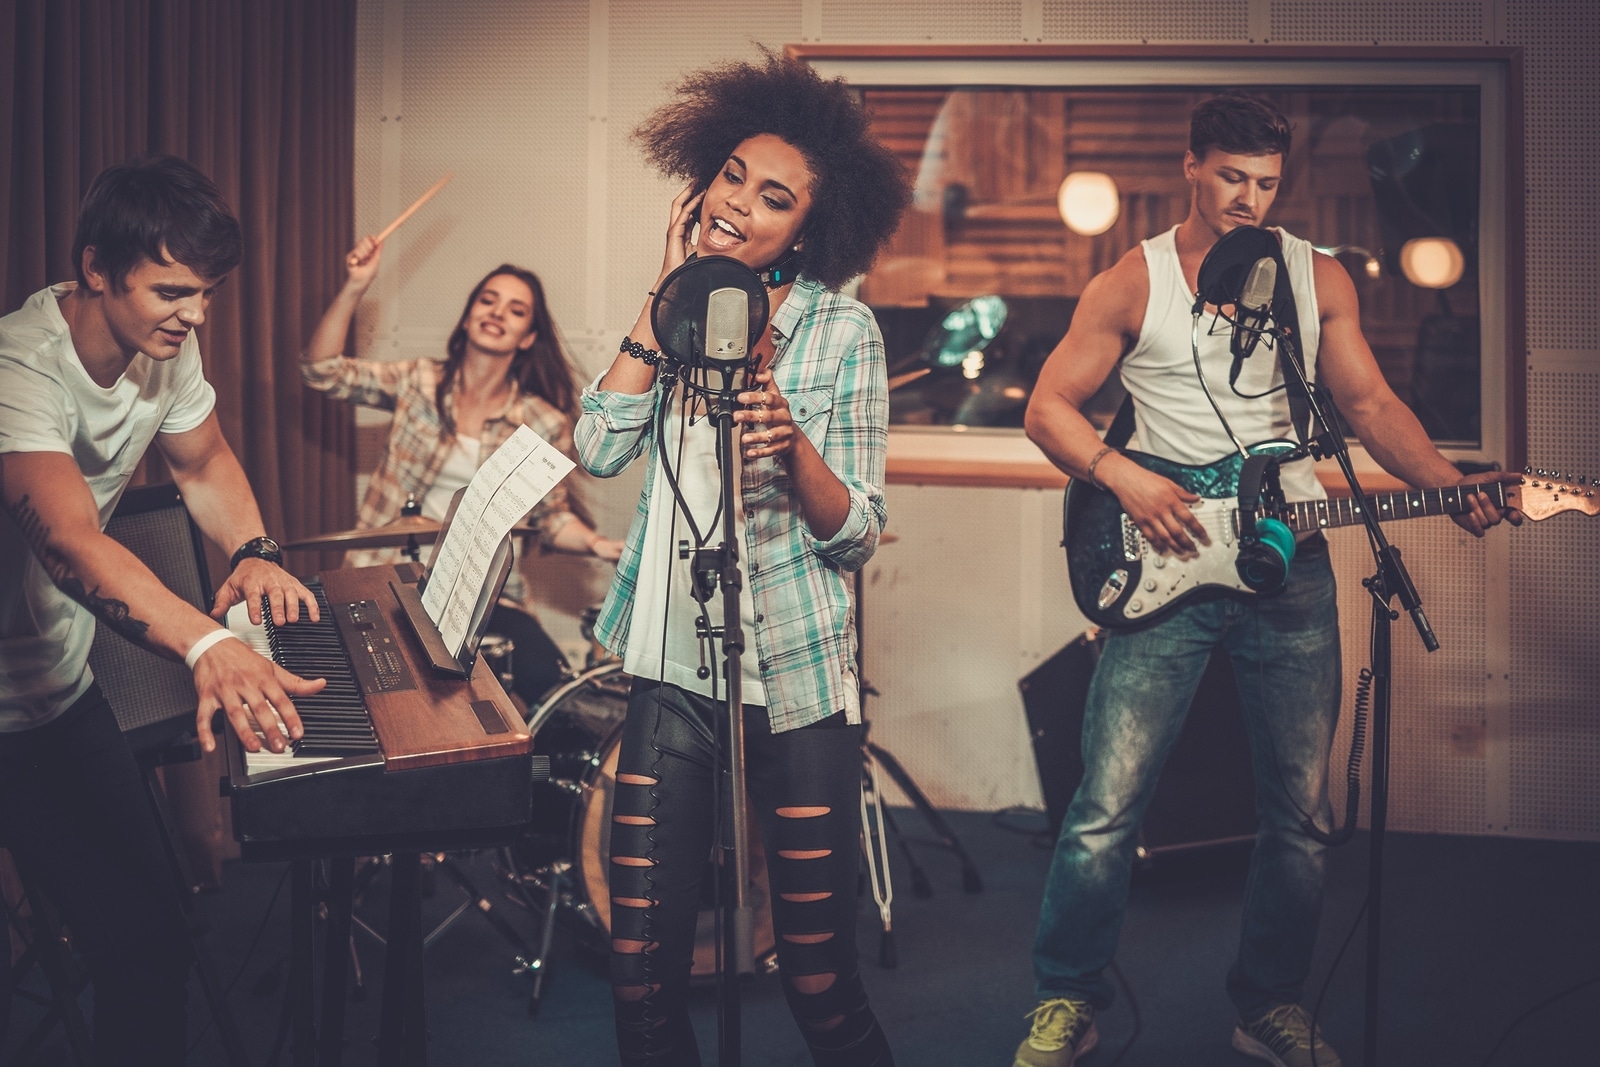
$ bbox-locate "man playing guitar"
[1012,91,1520,1067]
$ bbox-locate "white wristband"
[185,628,240,670]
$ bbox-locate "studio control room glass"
[860,86,1485,449]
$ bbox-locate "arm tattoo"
[9,493,152,644]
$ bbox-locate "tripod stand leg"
[878,803,932,900]
[526,864,565,1017]
[8,867,94,1066]
[866,742,984,893]
[858,751,896,968]
[432,857,540,975]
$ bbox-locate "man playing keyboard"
[0,154,324,1060]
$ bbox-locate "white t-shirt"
[624,391,768,706]
[0,283,217,731]
[1122,225,1326,504]
[421,434,480,521]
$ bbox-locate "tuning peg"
[1524,465,1533,474]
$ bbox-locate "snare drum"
[518,663,776,977]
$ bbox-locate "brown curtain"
[2,0,358,883]
[1,0,358,550]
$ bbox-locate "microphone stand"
[1270,330,1437,1067]
[681,363,757,1067]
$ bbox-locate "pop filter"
[1195,225,1284,310]
[650,255,771,371]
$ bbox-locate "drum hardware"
[477,633,516,686]
[340,850,548,1005]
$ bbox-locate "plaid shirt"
[302,355,579,575]
[575,277,888,733]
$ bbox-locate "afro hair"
[634,49,911,291]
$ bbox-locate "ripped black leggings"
[608,679,893,1067]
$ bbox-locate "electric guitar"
[1063,448,1597,630]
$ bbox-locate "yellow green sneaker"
[1013,997,1098,1067]
[1232,1003,1343,1067]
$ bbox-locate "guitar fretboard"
[1284,481,1509,532]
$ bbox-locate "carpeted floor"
[4,810,1596,1065]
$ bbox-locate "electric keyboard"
[223,564,544,860]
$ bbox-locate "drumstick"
[348,173,453,266]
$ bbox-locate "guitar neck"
[1284,480,1508,533]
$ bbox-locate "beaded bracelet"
[620,336,661,366]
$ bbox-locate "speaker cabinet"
[85,483,212,758]
[1020,634,1257,855]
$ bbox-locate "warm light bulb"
[1057,172,1120,236]
[1399,237,1465,289]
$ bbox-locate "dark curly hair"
[633,49,911,291]
[73,154,243,289]
[1190,91,1293,160]
[436,264,578,436]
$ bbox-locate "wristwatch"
[230,535,283,570]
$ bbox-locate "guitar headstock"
[1510,468,1600,521]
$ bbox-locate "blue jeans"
[1032,546,1341,1019]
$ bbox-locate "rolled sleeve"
[807,313,888,572]
[575,374,659,477]
[301,354,406,410]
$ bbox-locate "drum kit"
[285,513,980,1015]
[285,515,780,1012]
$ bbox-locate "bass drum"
[518,663,776,977]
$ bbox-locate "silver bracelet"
[1085,445,1118,490]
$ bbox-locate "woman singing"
[303,251,622,702]
[575,51,911,1066]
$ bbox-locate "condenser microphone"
[1229,256,1277,387]
[704,286,750,371]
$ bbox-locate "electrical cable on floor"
[1310,893,1369,1067]
[185,862,292,1057]
[1103,959,1142,1067]
[1478,973,1599,1066]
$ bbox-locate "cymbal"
[285,515,537,551]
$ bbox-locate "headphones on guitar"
[1235,453,1296,593]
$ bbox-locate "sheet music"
[421,424,575,654]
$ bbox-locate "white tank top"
[1121,225,1325,503]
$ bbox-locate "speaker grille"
[1042,0,1249,43]
[1268,0,1486,43]
[86,501,210,739]
[1509,366,1600,837]
[820,0,1023,42]
[1509,0,1600,350]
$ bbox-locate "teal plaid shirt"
[575,277,888,733]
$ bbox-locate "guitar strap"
[1104,391,1137,450]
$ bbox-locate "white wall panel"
[1509,0,1600,351]
[1268,1,1487,44]
[819,0,1025,43]
[1042,0,1250,43]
